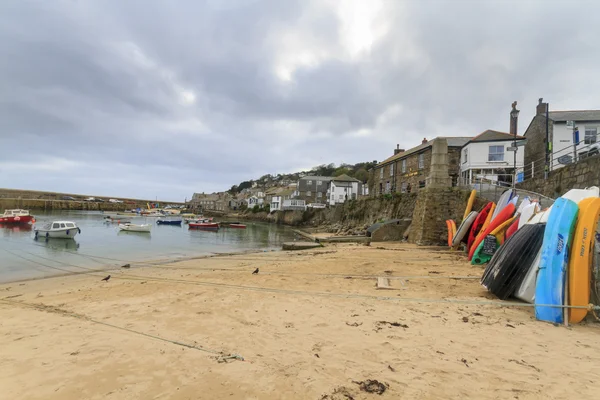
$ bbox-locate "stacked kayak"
[481,223,546,299]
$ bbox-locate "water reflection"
[117,230,152,240]
[34,237,80,252]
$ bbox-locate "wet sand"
[1,243,599,399]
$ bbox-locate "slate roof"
[464,130,525,145]
[332,174,361,182]
[377,136,472,167]
[549,110,600,122]
[299,176,334,181]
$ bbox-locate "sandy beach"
[1,242,599,399]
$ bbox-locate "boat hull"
[156,220,182,225]
[189,223,219,230]
[119,224,151,232]
[35,228,79,239]
[0,215,34,224]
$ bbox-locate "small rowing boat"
[156,219,182,225]
[188,222,219,230]
[119,223,151,232]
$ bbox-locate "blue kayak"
[535,197,579,323]
[156,219,182,225]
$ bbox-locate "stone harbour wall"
[0,198,133,212]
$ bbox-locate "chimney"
[394,144,400,155]
[422,138,428,144]
[536,97,548,116]
[510,101,520,136]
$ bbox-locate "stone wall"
[0,198,132,212]
[408,188,487,245]
[523,114,552,179]
[517,154,600,198]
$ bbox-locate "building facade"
[328,174,362,205]
[460,130,525,185]
[297,176,333,204]
[371,137,469,196]
[523,98,600,179]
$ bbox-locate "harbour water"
[0,211,298,283]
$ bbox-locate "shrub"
[252,205,260,213]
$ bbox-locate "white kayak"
[34,221,80,239]
[119,223,151,232]
[452,211,478,247]
[491,189,514,221]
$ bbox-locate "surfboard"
[452,211,478,247]
[463,190,477,221]
[491,189,513,221]
[535,198,579,324]
[514,209,551,303]
[468,203,515,261]
[467,202,494,252]
[445,220,456,247]
[568,197,600,323]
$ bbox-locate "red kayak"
[504,217,520,241]
[0,209,35,224]
[467,202,493,252]
[189,222,219,230]
[229,223,246,229]
[468,203,516,261]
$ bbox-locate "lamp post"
[510,106,520,187]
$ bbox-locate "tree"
[333,167,350,177]
[237,181,252,191]
[354,168,369,182]
[228,185,239,194]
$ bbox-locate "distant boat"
[156,219,182,226]
[0,209,35,225]
[188,222,219,230]
[34,221,80,239]
[228,223,246,229]
[119,223,151,232]
[104,218,132,224]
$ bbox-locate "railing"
[458,177,555,209]
[521,137,600,180]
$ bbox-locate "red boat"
[0,209,35,224]
[228,223,246,229]
[188,222,219,230]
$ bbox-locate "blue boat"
[156,219,182,226]
[535,198,579,323]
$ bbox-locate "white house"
[328,174,362,206]
[460,130,525,185]
[270,189,295,212]
[247,196,264,208]
[546,111,600,170]
[282,199,306,211]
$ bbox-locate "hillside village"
[190,98,600,214]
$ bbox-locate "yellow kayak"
[463,190,477,221]
[568,197,600,323]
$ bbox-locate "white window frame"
[488,145,504,162]
[317,192,322,198]
[307,191,312,197]
[584,127,598,145]
[390,164,394,176]
[463,148,468,164]
[401,159,406,173]
[307,180,313,185]
[418,153,424,169]
[380,168,383,179]
[317,180,322,186]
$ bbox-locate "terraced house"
[371,137,470,196]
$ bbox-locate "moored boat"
[156,219,182,225]
[189,222,219,230]
[228,223,246,229]
[34,221,80,239]
[0,209,35,225]
[119,223,152,232]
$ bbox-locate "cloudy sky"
[1,0,599,201]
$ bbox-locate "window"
[418,153,425,169]
[488,145,504,161]
[463,148,468,163]
[585,127,598,144]
[307,191,312,197]
[401,182,407,193]
[307,180,312,185]
[390,164,394,176]
[401,159,406,173]
[419,180,426,188]
[52,223,59,229]
[380,168,383,179]
[317,180,322,185]
[331,195,335,200]
[386,181,391,193]
[339,194,344,200]
[60,223,65,228]
[317,192,322,198]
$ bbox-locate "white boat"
[144,212,164,217]
[34,221,80,239]
[119,223,151,232]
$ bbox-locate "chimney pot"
[536,98,548,116]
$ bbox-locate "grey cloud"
[1,0,599,200]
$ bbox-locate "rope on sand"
[4,250,600,312]
[0,298,245,363]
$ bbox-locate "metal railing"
[458,177,555,209]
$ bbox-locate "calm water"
[0,211,297,282]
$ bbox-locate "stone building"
[523,98,600,179]
[371,137,470,196]
[297,176,333,204]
